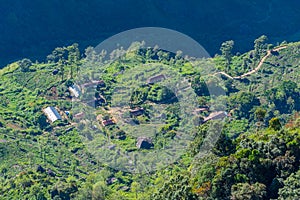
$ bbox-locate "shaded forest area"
[2,0,300,67]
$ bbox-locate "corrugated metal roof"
[43,107,62,123]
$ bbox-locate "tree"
[220,40,234,71]
[52,47,67,62]
[213,131,236,157]
[254,107,267,130]
[92,181,110,200]
[278,170,300,200]
[131,181,140,199]
[254,35,268,59]
[67,43,81,77]
[58,59,65,82]
[46,54,56,63]
[191,75,210,96]
[254,107,266,122]
[152,174,197,200]
[242,57,250,72]
[36,114,49,130]
[269,118,282,131]
[225,79,238,94]
[229,92,260,119]
[231,182,267,200]
[85,46,97,62]
[147,85,177,103]
[266,80,299,113]
[19,58,32,72]
[67,43,80,63]
[280,80,297,97]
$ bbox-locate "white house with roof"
[43,106,62,123]
[69,84,81,98]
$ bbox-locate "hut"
[74,112,85,119]
[147,74,166,84]
[203,111,227,123]
[102,119,115,127]
[130,107,144,117]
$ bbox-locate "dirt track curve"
[213,45,288,80]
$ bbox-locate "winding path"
[213,45,287,80]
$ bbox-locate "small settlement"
[42,73,228,153]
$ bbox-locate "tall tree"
[278,170,300,200]
[152,174,197,200]
[67,43,81,76]
[231,182,267,200]
[19,58,32,72]
[220,40,234,72]
[269,118,282,131]
[229,91,260,119]
[191,75,210,96]
[58,59,65,82]
[254,107,266,122]
[254,35,268,59]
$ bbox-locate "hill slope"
[0,40,300,199]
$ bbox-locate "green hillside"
[0,39,300,199]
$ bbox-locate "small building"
[74,112,85,119]
[136,137,154,149]
[102,119,115,127]
[43,106,62,123]
[68,85,81,98]
[203,111,227,123]
[130,107,144,117]
[147,74,166,84]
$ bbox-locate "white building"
[203,111,227,123]
[69,85,81,98]
[43,107,62,123]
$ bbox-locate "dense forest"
[0,36,300,199]
[2,0,300,67]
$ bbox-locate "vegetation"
[220,40,234,72]
[1,38,300,199]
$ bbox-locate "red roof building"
[102,119,115,127]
